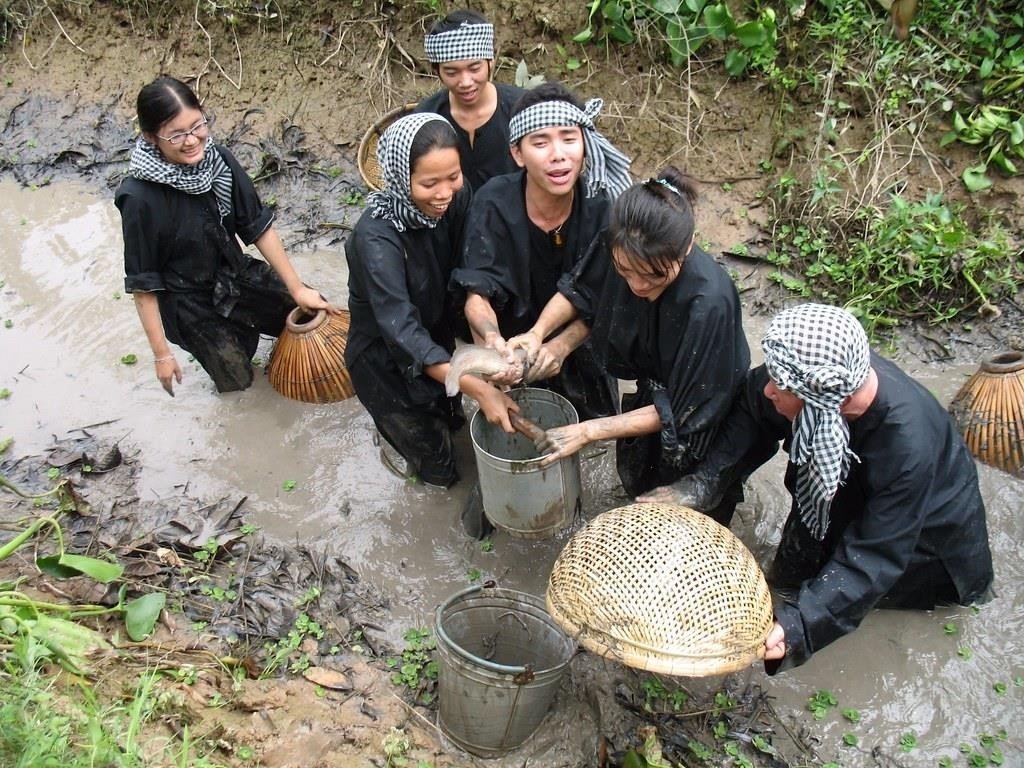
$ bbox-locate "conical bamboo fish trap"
[948,351,1024,478]
[546,503,773,677]
[267,308,354,403]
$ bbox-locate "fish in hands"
[444,345,529,397]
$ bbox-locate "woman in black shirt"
[116,76,337,395]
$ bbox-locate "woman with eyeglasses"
[510,168,753,524]
[115,75,338,396]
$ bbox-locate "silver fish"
[445,345,527,396]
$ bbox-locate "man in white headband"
[642,303,994,672]
[415,9,524,191]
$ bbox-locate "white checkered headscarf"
[425,22,494,63]
[129,136,234,217]
[762,303,871,540]
[367,113,455,232]
[508,98,633,200]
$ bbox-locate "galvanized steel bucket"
[434,585,576,757]
[470,388,582,539]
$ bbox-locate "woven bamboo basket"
[948,350,1024,477]
[546,503,773,677]
[267,308,354,403]
[357,103,418,191]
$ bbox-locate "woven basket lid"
[357,103,417,191]
[546,503,773,677]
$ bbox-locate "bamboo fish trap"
[546,503,774,677]
[357,103,417,191]
[267,308,354,403]
[948,350,1024,478]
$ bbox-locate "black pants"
[348,345,464,488]
[164,259,294,393]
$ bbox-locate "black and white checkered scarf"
[508,98,633,200]
[424,21,494,63]
[129,137,233,217]
[367,112,455,232]
[762,303,871,540]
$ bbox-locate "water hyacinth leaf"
[30,613,111,675]
[124,592,166,641]
[733,20,767,48]
[37,553,124,583]
[651,0,679,14]
[703,3,733,39]
[725,48,749,76]
[962,165,992,192]
[572,27,593,43]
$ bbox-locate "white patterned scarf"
[129,137,233,217]
[424,21,494,63]
[367,112,455,233]
[762,303,871,540]
[508,98,633,200]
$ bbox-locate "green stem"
[0,596,113,615]
[961,269,989,306]
[0,516,64,561]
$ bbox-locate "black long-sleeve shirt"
[705,357,994,671]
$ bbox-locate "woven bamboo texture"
[357,103,417,191]
[948,351,1024,477]
[267,308,354,403]
[546,503,773,677]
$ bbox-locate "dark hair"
[607,166,700,277]
[511,81,584,118]
[427,8,489,35]
[409,119,460,176]
[136,76,202,134]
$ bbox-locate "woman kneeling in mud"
[344,113,517,488]
[512,168,753,523]
[117,76,338,396]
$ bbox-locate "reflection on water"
[0,179,1021,765]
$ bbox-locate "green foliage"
[385,628,438,706]
[807,689,838,720]
[574,0,778,76]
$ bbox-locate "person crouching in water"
[450,81,633,421]
[116,75,339,395]
[511,169,752,524]
[344,113,518,488]
[415,8,524,191]
[644,303,995,672]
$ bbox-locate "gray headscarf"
[761,303,871,540]
[367,112,456,233]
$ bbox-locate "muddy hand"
[636,471,724,510]
[524,341,566,383]
[537,423,591,468]
[293,285,339,314]
[156,356,183,398]
[506,330,543,365]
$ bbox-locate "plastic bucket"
[434,585,577,757]
[470,388,582,539]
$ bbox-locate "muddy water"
[1,179,1021,766]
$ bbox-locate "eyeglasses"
[157,115,214,145]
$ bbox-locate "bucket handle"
[435,584,541,678]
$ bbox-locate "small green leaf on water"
[0,388,10,399]
[3,319,12,328]
[125,592,167,641]
[479,538,493,553]
[842,707,861,722]
[899,732,917,752]
[47,467,60,479]
[37,553,124,582]
[1014,676,1024,687]
[943,622,957,634]
[467,568,481,582]
[842,732,858,746]
[993,681,1007,695]
[938,758,953,768]
[121,353,138,365]
[957,646,973,659]
[282,480,297,491]
[0,436,13,453]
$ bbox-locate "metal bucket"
[470,388,582,539]
[434,585,576,757]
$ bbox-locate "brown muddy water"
[1,178,1022,766]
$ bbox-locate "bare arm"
[464,292,506,350]
[132,291,182,396]
[538,405,660,467]
[254,226,340,315]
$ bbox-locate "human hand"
[469,380,519,433]
[763,621,786,661]
[524,340,568,383]
[635,471,724,510]
[536,423,591,467]
[155,355,183,397]
[506,330,544,365]
[292,286,342,315]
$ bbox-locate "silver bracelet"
[154,354,175,364]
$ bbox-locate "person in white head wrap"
[415,9,525,190]
[346,112,517,489]
[641,303,994,673]
[451,81,633,425]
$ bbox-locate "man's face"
[763,378,804,421]
[510,125,585,198]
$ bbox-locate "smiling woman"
[116,75,340,396]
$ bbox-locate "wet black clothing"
[701,357,994,673]
[450,171,618,420]
[116,147,293,392]
[344,186,472,487]
[415,83,525,191]
[561,239,750,507]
